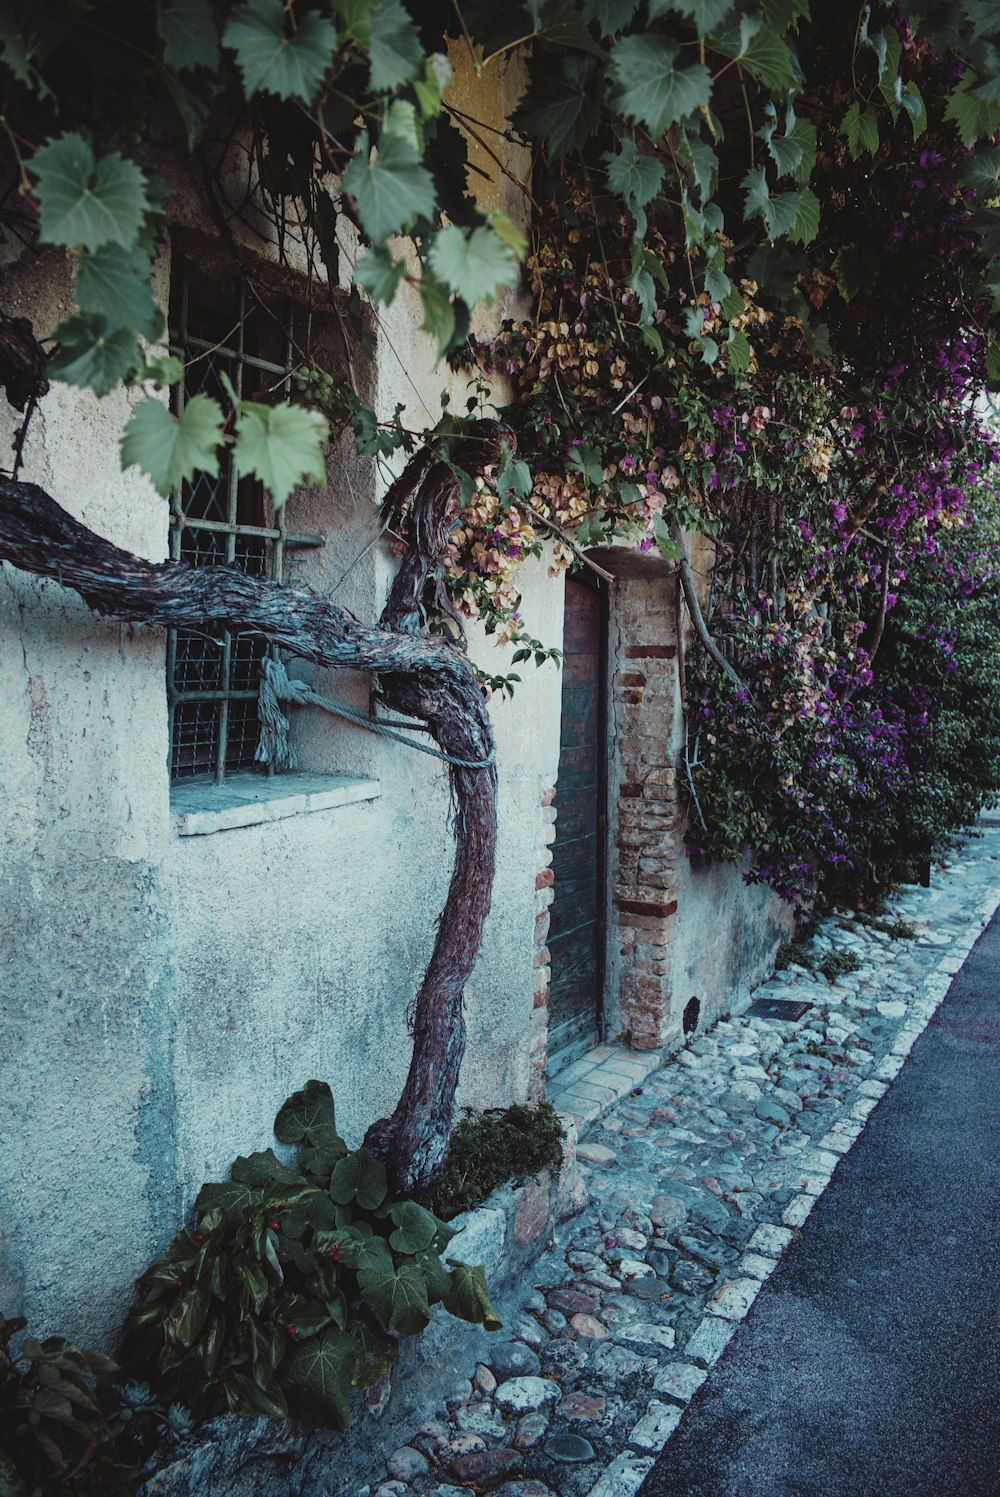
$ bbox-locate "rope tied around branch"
[255,657,497,771]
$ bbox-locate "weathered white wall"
[0,49,562,1350]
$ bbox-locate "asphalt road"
[640,911,1000,1497]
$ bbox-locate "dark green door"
[547,575,607,1069]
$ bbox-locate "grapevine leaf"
[283,1327,358,1430]
[496,451,533,503]
[354,244,406,306]
[143,352,185,390]
[603,137,665,209]
[157,0,219,72]
[704,264,732,302]
[649,0,733,33]
[0,15,51,97]
[515,55,601,159]
[414,52,452,117]
[418,277,456,357]
[759,0,808,25]
[677,128,717,199]
[767,129,804,178]
[718,14,800,93]
[786,186,820,245]
[958,145,1000,195]
[610,35,712,138]
[787,116,817,182]
[652,513,681,560]
[367,0,422,92]
[76,243,161,341]
[223,0,336,102]
[581,0,640,37]
[699,335,719,365]
[763,189,804,240]
[234,401,327,506]
[48,315,139,396]
[381,97,420,153]
[121,393,224,497]
[840,102,879,159]
[342,130,436,243]
[900,81,926,135]
[428,224,518,309]
[357,1259,431,1335]
[489,210,528,258]
[741,163,770,220]
[945,77,1000,147]
[726,328,752,374]
[627,265,656,322]
[443,1260,502,1330]
[33,134,149,253]
[527,0,606,57]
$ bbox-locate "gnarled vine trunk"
[0,426,508,1193]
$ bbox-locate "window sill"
[171,772,382,837]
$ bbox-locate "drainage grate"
[746,997,812,1021]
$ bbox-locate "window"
[166,263,321,782]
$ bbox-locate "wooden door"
[547,575,607,1069]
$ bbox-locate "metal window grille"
[167,265,320,782]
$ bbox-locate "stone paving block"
[739,1251,777,1281]
[706,1277,762,1320]
[684,1316,738,1366]
[747,1223,793,1256]
[782,1193,815,1228]
[652,1362,708,1403]
[585,1452,656,1497]
[629,1400,684,1451]
[614,1322,677,1351]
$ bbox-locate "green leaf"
[48,314,139,396]
[428,225,518,310]
[76,243,161,341]
[158,0,220,71]
[231,1147,302,1187]
[443,1260,502,1330]
[235,1257,269,1314]
[704,263,732,302]
[283,1327,358,1429]
[726,328,752,374]
[367,0,423,92]
[120,394,222,498]
[388,1200,438,1255]
[581,0,639,37]
[567,443,605,487]
[763,189,804,240]
[342,130,436,243]
[195,1178,261,1216]
[603,138,665,210]
[223,0,336,101]
[741,163,769,220]
[678,128,717,199]
[417,277,456,357]
[840,102,879,159]
[0,15,50,98]
[489,210,528,259]
[274,1080,339,1148]
[651,514,681,560]
[900,81,926,136]
[414,52,452,117]
[528,0,606,56]
[234,401,328,507]
[959,146,1000,196]
[515,55,601,159]
[222,1370,289,1419]
[733,15,801,93]
[32,134,150,253]
[945,77,1000,148]
[627,265,656,322]
[610,35,712,138]
[329,1149,388,1210]
[357,1258,431,1335]
[649,0,733,32]
[786,186,819,245]
[143,351,185,390]
[496,450,533,503]
[281,1296,333,1341]
[171,1286,210,1347]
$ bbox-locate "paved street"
[640,885,1000,1497]
[365,825,1000,1497]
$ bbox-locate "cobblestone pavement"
[359,825,1000,1497]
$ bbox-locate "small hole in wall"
[683,997,701,1035]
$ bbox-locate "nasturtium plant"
[124,1082,500,1432]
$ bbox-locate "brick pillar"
[528,780,557,1097]
[604,565,683,1050]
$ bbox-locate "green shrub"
[123,1082,500,1434]
[819,950,862,982]
[429,1102,565,1220]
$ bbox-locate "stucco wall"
[0,47,563,1349]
